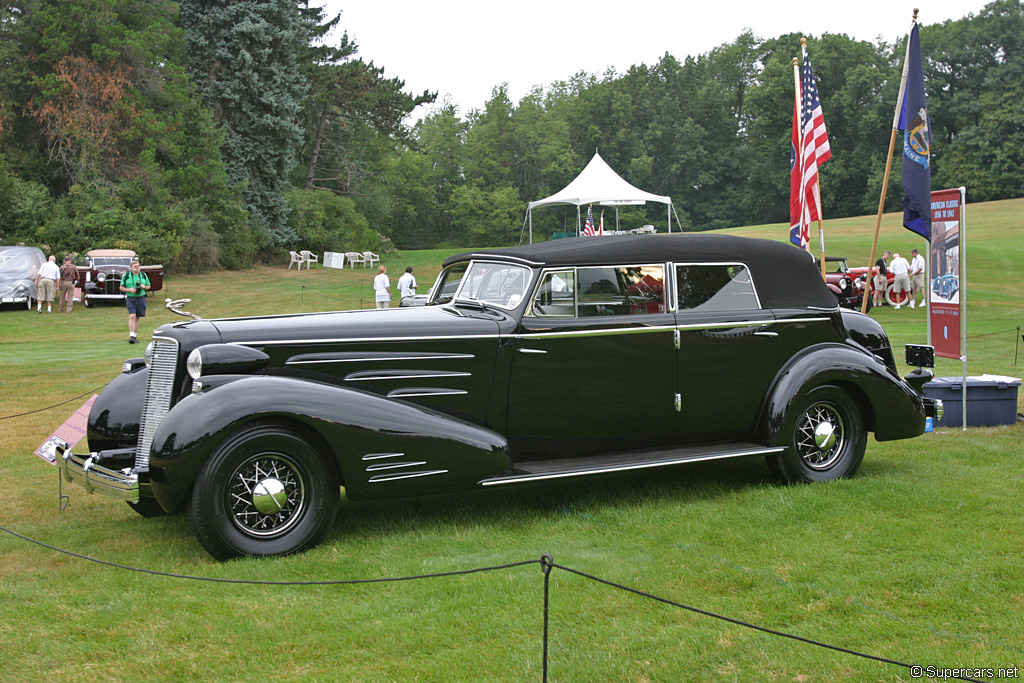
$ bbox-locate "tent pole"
[529,209,533,244]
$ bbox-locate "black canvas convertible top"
[445,234,837,309]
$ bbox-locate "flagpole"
[792,57,808,253]
[863,8,918,314]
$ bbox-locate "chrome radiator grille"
[135,337,179,471]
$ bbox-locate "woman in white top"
[373,265,391,309]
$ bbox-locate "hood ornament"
[165,298,201,320]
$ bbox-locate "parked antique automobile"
[76,249,163,307]
[816,256,872,311]
[57,234,941,560]
[0,245,45,309]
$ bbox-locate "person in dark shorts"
[120,258,150,343]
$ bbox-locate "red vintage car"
[844,261,911,307]
[817,257,873,311]
[77,249,163,307]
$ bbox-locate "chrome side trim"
[365,461,428,472]
[344,370,471,382]
[753,331,779,337]
[286,356,477,366]
[362,452,405,461]
[517,348,547,354]
[480,446,785,487]
[368,469,449,483]
[386,388,468,398]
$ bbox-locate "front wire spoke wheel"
[228,453,306,538]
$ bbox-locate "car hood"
[161,305,505,350]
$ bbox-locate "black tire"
[127,497,167,517]
[767,385,866,483]
[187,425,339,561]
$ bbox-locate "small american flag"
[583,204,596,236]
[800,47,831,229]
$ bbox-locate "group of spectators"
[34,254,150,343]
[373,265,417,309]
[871,248,926,309]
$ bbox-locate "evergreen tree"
[180,0,307,249]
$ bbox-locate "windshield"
[431,261,532,310]
[91,257,134,267]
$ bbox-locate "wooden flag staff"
[863,8,919,313]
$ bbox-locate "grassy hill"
[1,198,1021,681]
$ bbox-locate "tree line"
[1,0,1020,271]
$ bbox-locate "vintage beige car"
[76,249,163,307]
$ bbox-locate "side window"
[676,264,759,311]
[531,270,575,317]
[578,265,665,317]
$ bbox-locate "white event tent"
[522,152,681,243]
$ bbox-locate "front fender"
[148,376,510,512]
[758,343,925,446]
[87,364,148,451]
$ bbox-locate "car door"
[673,263,778,442]
[507,264,678,455]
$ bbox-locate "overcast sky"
[322,1,991,119]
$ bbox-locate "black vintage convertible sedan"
[58,234,941,560]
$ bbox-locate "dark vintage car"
[0,245,45,309]
[57,235,942,560]
[77,249,164,307]
[816,256,872,311]
[932,274,959,301]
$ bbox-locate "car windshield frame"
[436,260,534,311]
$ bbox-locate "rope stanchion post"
[540,553,553,683]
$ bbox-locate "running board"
[479,443,784,487]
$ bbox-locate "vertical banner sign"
[929,189,963,359]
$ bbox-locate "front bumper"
[924,397,944,422]
[57,444,140,502]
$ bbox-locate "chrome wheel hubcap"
[796,402,846,470]
[228,454,305,537]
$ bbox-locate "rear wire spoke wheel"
[188,425,339,560]
[769,385,866,483]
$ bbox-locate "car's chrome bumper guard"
[84,293,126,299]
[57,444,140,503]
[924,397,944,422]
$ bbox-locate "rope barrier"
[0,384,107,420]
[0,525,991,682]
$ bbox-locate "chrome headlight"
[96,272,106,283]
[839,278,848,291]
[144,341,155,368]
[186,348,203,380]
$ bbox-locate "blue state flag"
[898,23,931,241]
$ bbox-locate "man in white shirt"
[34,255,61,313]
[397,266,417,301]
[373,265,391,309]
[889,252,911,309]
[909,248,926,309]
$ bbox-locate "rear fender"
[757,344,925,447]
[148,375,509,512]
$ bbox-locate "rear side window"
[676,264,759,311]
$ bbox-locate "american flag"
[583,204,595,236]
[789,73,805,248]
[799,47,831,231]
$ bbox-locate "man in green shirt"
[120,259,151,344]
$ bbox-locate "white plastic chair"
[300,250,318,269]
[288,250,305,270]
[362,251,380,268]
[345,252,365,269]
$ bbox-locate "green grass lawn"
[1,203,1022,681]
